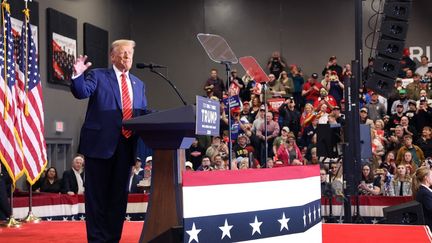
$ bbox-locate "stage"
[1,221,431,243]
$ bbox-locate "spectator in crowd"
[391,89,413,114]
[405,101,417,123]
[415,97,432,132]
[396,134,425,167]
[186,138,205,170]
[406,73,422,101]
[212,155,226,170]
[329,161,344,195]
[276,133,303,166]
[249,96,262,119]
[363,57,375,81]
[321,70,332,90]
[204,68,225,100]
[320,167,333,197]
[279,71,294,98]
[314,88,337,113]
[399,48,416,77]
[389,103,405,128]
[288,65,305,110]
[301,113,318,147]
[316,103,329,124]
[272,126,289,156]
[267,51,286,78]
[143,156,152,181]
[322,56,343,79]
[331,105,344,125]
[40,167,62,193]
[197,156,213,171]
[300,103,316,131]
[415,55,430,77]
[240,101,254,124]
[185,161,194,171]
[400,151,418,175]
[417,126,432,158]
[266,73,286,98]
[381,151,397,175]
[387,125,405,153]
[256,112,280,165]
[206,136,229,161]
[412,166,432,230]
[358,164,381,195]
[389,163,412,196]
[387,78,404,115]
[61,155,85,195]
[233,134,250,159]
[375,168,391,196]
[266,158,274,168]
[128,166,143,193]
[278,97,301,137]
[365,92,386,121]
[132,157,144,177]
[228,69,245,98]
[302,73,323,105]
[400,116,417,139]
[371,129,386,168]
[359,107,374,127]
[325,71,344,104]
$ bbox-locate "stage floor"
[1,221,431,242]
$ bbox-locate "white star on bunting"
[186,223,201,243]
[219,219,233,240]
[278,212,290,232]
[250,216,263,235]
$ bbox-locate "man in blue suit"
[71,39,147,242]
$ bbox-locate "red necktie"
[121,72,132,138]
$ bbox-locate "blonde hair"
[412,166,431,199]
[110,39,136,53]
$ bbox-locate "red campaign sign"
[239,56,269,83]
[268,98,285,112]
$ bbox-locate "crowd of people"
[28,154,153,195]
[190,50,432,199]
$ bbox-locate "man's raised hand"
[73,55,92,77]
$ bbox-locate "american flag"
[182,166,322,242]
[16,9,47,185]
[0,2,24,183]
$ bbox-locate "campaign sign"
[222,95,241,114]
[196,96,220,136]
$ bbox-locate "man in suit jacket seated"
[61,155,85,195]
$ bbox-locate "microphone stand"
[148,67,187,106]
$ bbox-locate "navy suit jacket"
[71,68,147,159]
[416,185,432,230]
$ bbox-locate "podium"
[123,105,196,242]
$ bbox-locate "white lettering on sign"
[409,46,431,62]
[201,109,218,125]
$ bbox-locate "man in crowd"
[406,73,422,101]
[197,156,213,171]
[365,92,386,121]
[391,89,413,114]
[61,155,85,195]
[267,51,286,78]
[415,55,431,77]
[322,56,343,79]
[71,39,148,242]
[256,112,280,166]
[302,73,323,104]
[204,68,225,100]
[279,97,301,137]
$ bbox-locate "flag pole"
[1,0,9,120]
[2,185,21,227]
[21,0,40,223]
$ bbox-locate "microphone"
[136,63,167,69]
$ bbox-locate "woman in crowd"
[358,164,381,195]
[278,71,294,98]
[249,96,262,118]
[400,151,418,175]
[381,151,397,175]
[40,167,62,193]
[389,163,412,196]
[412,166,432,230]
[276,133,303,166]
[375,168,391,196]
[300,103,316,132]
